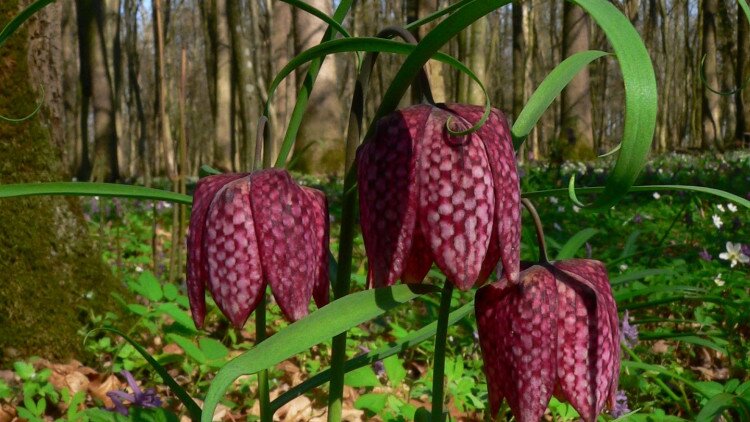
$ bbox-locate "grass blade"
[555,228,598,260]
[270,302,474,412]
[201,284,438,422]
[523,184,750,210]
[88,327,202,421]
[0,182,192,205]
[512,50,608,148]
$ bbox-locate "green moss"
[0,1,127,367]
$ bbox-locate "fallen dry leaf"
[88,374,121,408]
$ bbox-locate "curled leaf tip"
[568,176,586,208]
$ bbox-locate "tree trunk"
[736,6,750,144]
[701,0,721,149]
[153,0,176,178]
[269,0,295,163]
[457,17,488,104]
[228,0,256,170]
[213,0,233,171]
[78,0,119,182]
[560,3,595,159]
[61,1,79,176]
[291,0,345,174]
[0,0,126,366]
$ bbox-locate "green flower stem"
[431,282,454,422]
[256,293,271,422]
[327,168,358,422]
[521,198,548,263]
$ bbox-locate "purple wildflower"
[632,214,643,224]
[699,249,712,262]
[611,390,631,418]
[585,242,593,259]
[107,370,162,416]
[358,346,385,377]
[620,310,639,348]
[742,244,750,258]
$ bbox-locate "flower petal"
[187,173,246,328]
[445,106,520,284]
[476,266,557,421]
[357,105,432,287]
[302,186,331,308]
[205,177,266,328]
[415,107,495,290]
[250,170,326,321]
[553,260,620,418]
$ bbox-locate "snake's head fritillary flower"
[357,104,520,290]
[475,259,620,422]
[187,169,329,328]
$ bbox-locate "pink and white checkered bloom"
[357,104,521,290]
[475,259,620,422]
[187,169,329,328]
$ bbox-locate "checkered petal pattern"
[186,169,330,328]
[475,260,620,421]
[357,104,520,290]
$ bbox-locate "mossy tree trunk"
[0,0,125,366]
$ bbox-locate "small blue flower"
[611,390,631,418]
[107,370,162,416]
[620,310,638,348]
[358,346,385,377]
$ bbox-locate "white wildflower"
[652,192,661,200]
[619,264,629,272]
[719,242,750,268]
[712,215,723,229]
[549,196,559,205]
[713,274,725,287]
[557,206,566,213]
[573,205,581,213]
[717,204,725,213]
[727,203,738,213]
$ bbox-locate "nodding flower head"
[475,259,620,422]
[187,169,329,328]
[357,104,520,291]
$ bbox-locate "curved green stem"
[256,293,271,422]
[326,168,357,422]
[430,282,454,422]
[521,198,548,263]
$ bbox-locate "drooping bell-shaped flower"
[357,104,520,290]
[187,169,329,328]
[475,259,620,422]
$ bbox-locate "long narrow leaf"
[696,393,750,422]
[555,228,598,260]
[270,302,475,411]
[0,0,54,47]
[368,0,510,138]
[523,184,750,210]
[0,182,192,205]
[273,0,353,167]
[611,269,674,286]
[266,38,483,121]
[201,284,438,422]
[89,327,202,421]
[280,0,351,38]
[512,50,608,148]
[569,0,658,210]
